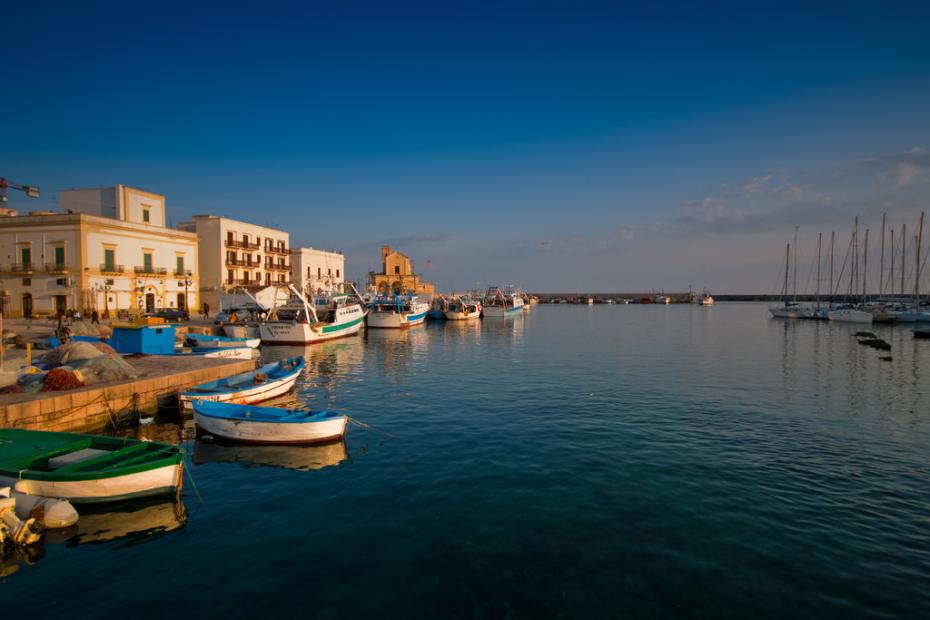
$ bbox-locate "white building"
[290,247,345,296]
[177,215,290,310]
[0,185,198,318]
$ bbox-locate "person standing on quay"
[91,309,100,325]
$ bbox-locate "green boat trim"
[0,429,182,483]
[321,314,365,334]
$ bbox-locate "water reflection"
[192,439,349,471]
[364,324,430,380]
[1,497,188,576]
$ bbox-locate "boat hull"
[367,309,428,328]
[185,347,254,359]
[0,463,183,504]
[194,412,349,445]
[482,304,524,317]
[180,369,302,410]
[827,310,874,324]
[445,309,481,320]
[260,316,364,345]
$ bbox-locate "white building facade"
[177,215,289,310]
[0,186,198,318]
[290,247,345,296]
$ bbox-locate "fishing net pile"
[10,342,139,393]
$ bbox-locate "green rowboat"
[0,429,183,504]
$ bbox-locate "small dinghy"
[165,346,254,360]
[0,429,182,504]
[185,334,261,349]
[192,400,349,444]
[179,356,305,410]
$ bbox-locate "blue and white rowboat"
[185,334,261,349]
[179,356,304,410]
[192,400,349,444]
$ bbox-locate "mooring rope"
[348,416,396,439]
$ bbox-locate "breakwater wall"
[531,293,882,303]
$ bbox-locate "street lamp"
[183,275,191,317]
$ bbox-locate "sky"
[3,1,930,293]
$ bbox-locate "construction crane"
[0,177,40,204]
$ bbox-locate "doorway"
[54,295,67,315]
[177,293,186,311]
[145,293,155,313]
[22,293,33,318]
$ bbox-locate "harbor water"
[3,303,930,618]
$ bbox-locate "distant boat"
[367,294,430,328]
[445,295,482,320]
[186,334,261,349]
[260,285,366,345]
[482,286,525,317]
[698,289,715,306]
[179,356,305,410]
[428,295,449,320]
[192,400,349,445]
[0,429,183,503]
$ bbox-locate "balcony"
[100,263,125,274]
[134,266,168,275]
[225,258,261,267]
[10,262,34,274]
[225,239,260,250]
[45,262,70,274]
[174,269,193,277]
[264,244,288,255]
[265,262,291,271]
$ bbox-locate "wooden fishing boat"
[261,285,366,345]
[367,294,430,328]
[167,346,254,360]
[482,287,524,317]
[0,429,183,504]
[179,356,305,410]
[186,334,261,349]
[445,295,482,320]
[428,295,448,320]
[192,400,349,444]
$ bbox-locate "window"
[227,231,234,244]
[104,248,115,270]
[266,272,271,285]
[307,267,311,277]
[336,269,340,278]
[143,209,150,223]
[176,256,185,274]
[22,278,31,286]
[394,265,400,275]
[20,247,31,266]
[328,268,332,276]
[227,270,235,284]
[54,246,65,266]
[143,252,153,272]
[317,267,321,278]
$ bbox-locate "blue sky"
[3,1,930,292]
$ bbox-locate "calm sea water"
[4,303,930,618]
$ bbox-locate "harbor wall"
[0,357,255,433]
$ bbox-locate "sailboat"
[770,243,811,319]
[828,220,872,324]
[259,284,366,345]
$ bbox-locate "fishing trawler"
[367,293,430,328]
[482,287,525,317]
[445,294,482,320]
[259,285,366,345]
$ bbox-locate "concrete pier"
[0,355,255,433]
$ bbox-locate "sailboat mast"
[901,223,907,296]
[890,229,895,298]
[783,243,790,301]
[916,211,925,310]
[829,231,835,301]
[792,226,799,302]
[849,217,858,297]
[862,229,869,304]
[816,232,822,306]
[877,212,885,297]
